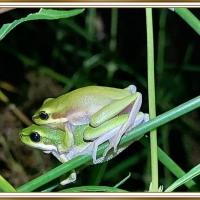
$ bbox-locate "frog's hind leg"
[102,91,148,157]
[91,125,122,164]
[102,111,148,157]
[128,112,149,130]
[113,92,142,152]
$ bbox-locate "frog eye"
[30,132,41,143]
[39,111,49,120]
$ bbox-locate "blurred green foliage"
[1,8,200,192]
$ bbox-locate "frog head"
[32,97,69,129]
[19,124,72,154]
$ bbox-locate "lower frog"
[19,113,148,185]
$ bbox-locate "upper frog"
[32,85,136,131]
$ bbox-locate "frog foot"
[60,169,76,185]
[91,126,122,164]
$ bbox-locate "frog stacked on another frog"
[20,114,134,185]
[19,85,149,185]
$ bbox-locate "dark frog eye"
[39,111,49,120]
[30,132,41,143]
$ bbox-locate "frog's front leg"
[52,150,77,185]
[57,153,77,185]
[91,125,123,164]
[83,114,128,164]
[57,125,75,154]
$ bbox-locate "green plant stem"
[174,8,200,35]
[89,162,108,185]
[110,8,118,52]
[141,138,196,189]
[146,8,158,192]
[17,95,200,192]
[161,125,172,187]
[87,8,96,42]
[156,9,167,82]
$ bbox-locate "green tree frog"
[19,113,147,185]
[32,85,149,162]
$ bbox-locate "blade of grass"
[174,8,200,35]
[114,172,131,188]
[156,9,167,82]
[141,138,196,190]
[89,163,108,185]
[0,175,17,192]
[165,163,200,192]
[110,8,118,52]
[86,8,96,43]
[146,8,158,192]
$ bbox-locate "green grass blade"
[114,172,131,188]
[141,139,196,189]
[0,8,85,41]
[158,147,196,189]
[0,175,17,192]
[89,162,108,185]
[165,164,200,192]
[146,8,158,192]
[174,8,200,35]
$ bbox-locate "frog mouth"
[32,115,39,120]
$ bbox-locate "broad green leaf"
[60,186,128,192]
[0,8,85,41]
[165,164,200,192]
